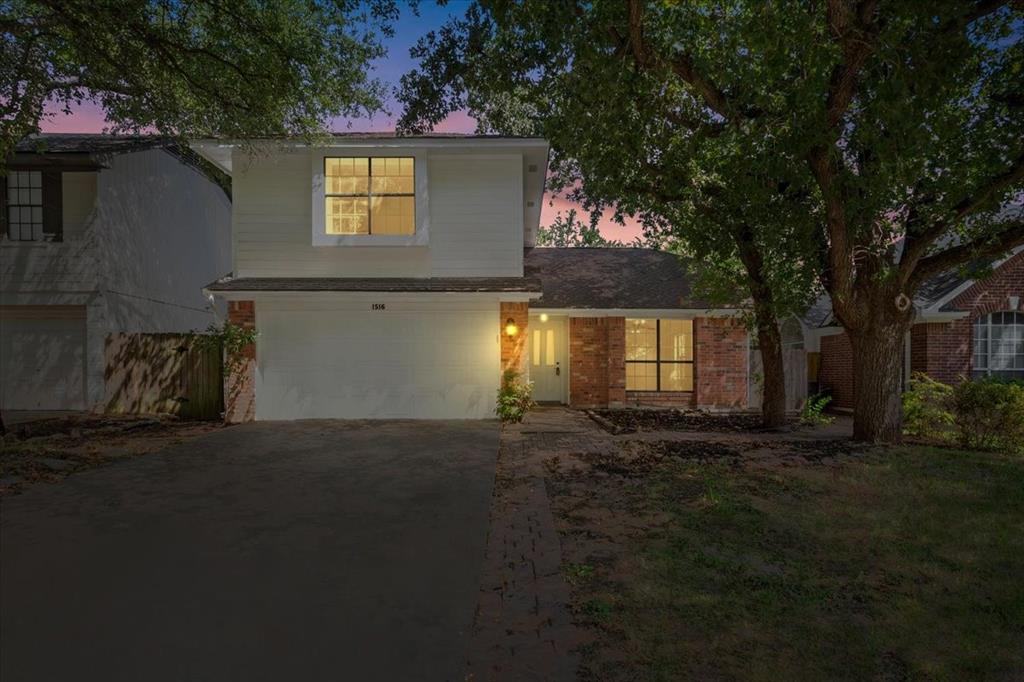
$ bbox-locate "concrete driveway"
[1,420,500,682]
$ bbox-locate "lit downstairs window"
[625,319,694,391]
[324,157,415,235]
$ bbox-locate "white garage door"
[256,299,501,419]
[0,306,87,410]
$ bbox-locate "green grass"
[603,447,1024,681]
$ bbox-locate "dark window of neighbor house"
[323,157,414,236]
[1,169,62,242]
[625,318,694,391]
[973,311,1024,380]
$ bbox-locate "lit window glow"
[324,157,414,235]
[625,318,694,391]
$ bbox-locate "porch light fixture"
[505,318,519,337]
[539,313,549,322]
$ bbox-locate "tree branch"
[900,151,1024,273]
[910,220,1024,286]
[622,0,752,122]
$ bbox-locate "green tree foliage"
[398,1,1024,441]
[0,0,404,157]
[536,208,621,247]
[397,1,822,428]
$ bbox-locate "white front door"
[529,314,567,403]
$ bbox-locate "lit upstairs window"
[324,157,415,236]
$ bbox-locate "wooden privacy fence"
[104,333,223,420]
[748,347,809,412]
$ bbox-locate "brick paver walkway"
[464,409,612,681]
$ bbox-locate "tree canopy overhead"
[1,0,404,157]
[399,0,1024,441]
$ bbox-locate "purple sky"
[38,2,641,241]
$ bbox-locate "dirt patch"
[544,437,882,680]
[589,408,797,434]
[0,415,223,496]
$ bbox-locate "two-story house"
[193,134,751,421]
[1,134,231,413]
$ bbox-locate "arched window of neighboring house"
[973,311,1024,380]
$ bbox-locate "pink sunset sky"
[34,2,644,242]
[40,101,643,243]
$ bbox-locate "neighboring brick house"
[811,248,1024,409]
[194,134,752,421]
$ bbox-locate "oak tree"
[1,0,403,157]
[398,1,1024,440]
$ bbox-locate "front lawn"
[547,441,1024,681]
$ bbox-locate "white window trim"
[973,310,1024,378]
[310,149,430,247]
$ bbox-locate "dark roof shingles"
[524,247,726,310]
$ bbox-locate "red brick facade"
[569,315,748,410]
[568,317,625,408]
[693,317,749,409]
[500,301,530,377]
[819,332,855,409]
[819,251,1024,407]
[225,300,256,423]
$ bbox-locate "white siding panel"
[256,298,500,419]
[96,148,232,332]
[232,149,524,278]
[233,150,431,277]
[429,156,523,276]
[62,172,97,241]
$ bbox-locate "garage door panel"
[256,306,499,419]
[0,309,87,410]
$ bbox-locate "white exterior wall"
[94,148,231,333]
[231,147,525,278]
[1,147,231,410]
[428,155,523,277]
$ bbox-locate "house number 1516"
[372,303,386,311]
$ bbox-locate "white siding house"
[194,134,751,422]
[194,135,548,420]
[1,135,231,412]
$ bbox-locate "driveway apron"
[1,420,499,682]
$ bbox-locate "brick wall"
[820,250,1024,404]
[569,317,614,408]
[694,317,748,409]
[225,300,256,423]
[500,302,529,376]
[912,251,1024,383]
[819,332,854,409]
[571,315,747,410]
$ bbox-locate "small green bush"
[799,393,834,426]
[951,377,1024,453]
[902,373,955,439]
[496,369,535,423]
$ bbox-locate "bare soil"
[0,415,223,496]
[540,422,1024,681]
[588,408,797,434]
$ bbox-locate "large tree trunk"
[735,230,787,429]
[752,297,787,429]
[847,315,910,443]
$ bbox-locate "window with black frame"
[625,318,694,391]
[2,169,62,242]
